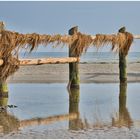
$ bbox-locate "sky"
[0,1,140,52]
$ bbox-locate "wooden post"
[118,27,127,83]
[69,88,81,130]
[0,22,8,97]
[119,52,127,83]
[0,82,8,97]
[0,96,8,107]
[69,88,80,112]
[68,26,80,89]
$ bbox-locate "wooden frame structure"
[0,22,140,96]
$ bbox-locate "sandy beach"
[2,127,140,139]
[7,62,140,83]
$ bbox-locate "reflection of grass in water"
[111,111,133,128]
[0,112,20,134]
[81,103,133,129]
[81,110,133,129]
[80,99,108,129]
[93,99,103,127]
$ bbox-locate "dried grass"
[0,30,133,81]
[69,32,93,56]
[93,32,133,55]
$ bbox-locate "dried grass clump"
[116,32,133,55]
[0,29,133,81]
[0,30,70,52]
[0,30,72,81]
[69,32,93,56]
[0,31,21,81]
[0,56,19,81]
[93,32,133,55]
[93,34,115,48]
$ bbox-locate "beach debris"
[0,105,17,112]
[7,105,17,108]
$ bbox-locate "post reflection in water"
[68,83,134,130]
[0,97,20,134]
[68,88,84,130]
[0,83,134,135]
[119,82,133,128]
[112,82,133,128]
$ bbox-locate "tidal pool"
[1,83,140,134]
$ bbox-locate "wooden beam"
[133,35,140,39]
[20,57,80,65]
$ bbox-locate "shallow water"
[1,83,140,135]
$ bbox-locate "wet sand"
[2,127,140,139]
[7,62,140,83]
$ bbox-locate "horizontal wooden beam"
[91,35,140,39]
[0,57,79,66]
[20,57,80,65]
[133,35,140,39]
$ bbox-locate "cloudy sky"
[0,1,140,52]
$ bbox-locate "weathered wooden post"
[69,88,80,113]
[68,26,80,89]
[0,96,8,107]
[69,88,82,130]
[118,27,133,83]
[0,82,8,97]
[119,52,127,83]
[0,22,8,97]
[118,27,127,83]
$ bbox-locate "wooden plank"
[133,35,140,39]
[20,57,80,65]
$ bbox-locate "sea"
[19,52,140,63]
